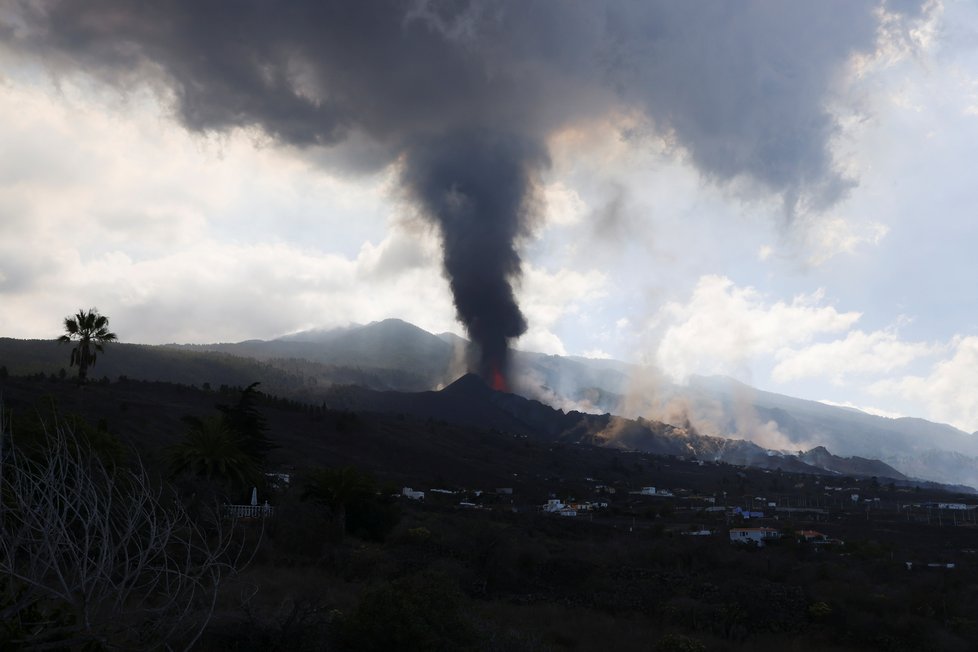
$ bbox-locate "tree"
[218,382,275,463]
[0,408,247,650]
[301,466,376,539]
[167,383,275,498]
[57,308,117,383]
[166,415,261,494]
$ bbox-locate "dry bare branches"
[0,407,253,650]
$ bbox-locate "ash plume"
[2,0,928,385]
[402,130,548,385]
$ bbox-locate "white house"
[729,527,781,546]
[401,487,424,500]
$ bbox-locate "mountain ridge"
[2,318,976,487]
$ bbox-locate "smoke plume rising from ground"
[1,0,928,385]
[402,130,548,385]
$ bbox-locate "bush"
[0,411,247,649]
[334,572,476,651]
[654,633,707,652]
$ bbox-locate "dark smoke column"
[403,130,548,391]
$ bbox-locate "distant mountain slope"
[0,336,425,397]
[287,318,452,369]
[688,376,978,457]
[673,376,978,488]
[4,317,977,487]
[0,337,282,388]
[320,373,913,484]
[170,318,458,390]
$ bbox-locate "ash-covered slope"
[256,321,976,486]
[324,373,910,482]
[675,376,978,488]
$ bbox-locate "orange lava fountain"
[490,361,509,392]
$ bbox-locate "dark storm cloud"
[3,0,925,379]
[602,2,884,215]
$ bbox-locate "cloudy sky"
[2,1,978,432]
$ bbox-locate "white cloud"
[518,330,567,356]
[870,335,978,433]
[0,72,436,342]
[580,349,612,360]
[541,181,588,227]
[773,328,935,384]
[847,0,942,79]
[514,263,607,356]
[799,216,890,266]
[0,227,459,344]
[0,73,392,248]
[652,275,860,381]
[817,399,906,420]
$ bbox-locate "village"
[365,453,978,564]
[236,449,978,558]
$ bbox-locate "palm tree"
[302,466,375,538]
[166,416,260,492]
[58,308,117,383]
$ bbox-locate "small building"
[732,507,765,519]
[729,527,781,546]
[401,487,424,500]
[265,472,291,488]
[797,530,828,543]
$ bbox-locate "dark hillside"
[0,375,925,498]
[5,374,978,651]
[310,374,913,484]
[0,337,292,389]
[1,333,970,487]
[170,318,458,390]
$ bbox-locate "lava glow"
[490,362,509,393]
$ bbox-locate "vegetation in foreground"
[0,405,252,649]
[0,374,976,650]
